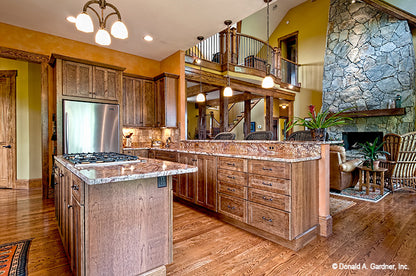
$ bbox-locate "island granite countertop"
[55,156,198,185]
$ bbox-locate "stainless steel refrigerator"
[63,100,120,154]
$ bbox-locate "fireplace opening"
[342,132,384,150]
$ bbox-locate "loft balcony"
[185,26,300,90]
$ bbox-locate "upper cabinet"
[123,73,178,128]
[51,54,124,103]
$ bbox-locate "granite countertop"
[55,156,197,185]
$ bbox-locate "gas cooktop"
[63,152,142,165]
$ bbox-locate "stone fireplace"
[322,0,416,140]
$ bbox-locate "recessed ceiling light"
[144,35,153,41]
[66,16,76,23]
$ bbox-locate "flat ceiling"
[0,0,304,61]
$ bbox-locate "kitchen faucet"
[165,137,172,148]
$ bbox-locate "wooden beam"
[187,83,219,97]
[206,92,262,107]
[363,0,416,27]
[265,96,273,131]
[185,67,296,101]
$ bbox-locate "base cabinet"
[54,160,172,275]
[196,155,217,211]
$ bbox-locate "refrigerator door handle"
[64,112,68,154]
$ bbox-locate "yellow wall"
[0,22,160,77]
[270,0,329,130]
[0,57,42,180]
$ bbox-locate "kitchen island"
[54,155,197,276]
[124,140,334,251]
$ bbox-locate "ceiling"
[0,0,306,61]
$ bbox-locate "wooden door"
[142,80,155,126]
[0,70,17,188]
[196,155,217,210]
[178,153,197,201]
[155,78,165,127]
[62,61,92,98]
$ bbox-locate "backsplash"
[122,127,180,148]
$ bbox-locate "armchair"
[330,145,362,191]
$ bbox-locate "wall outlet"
[258,125,262,129]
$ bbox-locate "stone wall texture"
[322,0,415,139]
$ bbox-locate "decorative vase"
[372,160,380,170]
[125,137,132,147]
[311,128,327,141]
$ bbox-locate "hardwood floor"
[1,188,415,275]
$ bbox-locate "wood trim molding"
[363,0,416,27]
[331,108,406,118]
[49,53,126,71]
[15,179,42,189]
[0,47,49,63]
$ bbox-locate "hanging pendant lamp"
[224,20,233,97]
[196,36,206,103]
[262,0,274,88]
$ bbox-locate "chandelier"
[73,0,128,46]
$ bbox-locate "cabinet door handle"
[261,182,272,186]
[192,159,197,162]
[227,188,236,192]
[2,145,11,148]
[227,176,235,180]
[262,167,273,171]
[71,185,79,191]
[262,216,273,222]
[68,205,73,209]
[226,162,235,166]
[59,173,64,177]
[54,182,58,186]
[262,196,273,201]
[227,205,236,210]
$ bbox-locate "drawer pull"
[227,188,236,192]
[59,173,64,177]
[226,162,235,166]
[262,216,273,222]
[54,182,58,186]
[71,185,79,191]
[261,182,272,186]
[227,176,236,180]
[227,205,236,210]
[262,167,273,171]
[192,159,197,162]
[262,196,273,201]
[68,205,73,209]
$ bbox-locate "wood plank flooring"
[1,188,415,275]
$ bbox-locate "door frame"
[0,70,17,188]
[0,47,50,198]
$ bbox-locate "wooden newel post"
[219,89,229,132]
[219,30,226,65]
[265,96,273,131]
[231,27,237,64]
[198,102,207,140]
[275,47,281,79]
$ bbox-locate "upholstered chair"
[330,145,362,191]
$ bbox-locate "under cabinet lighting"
[144,35,153,41]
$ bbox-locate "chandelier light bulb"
[262,75,274,88]
[75,12,93,33]
[224,86,233,97]
[111,20,128,39]
[196,93,206,102]
[95,28,111,45]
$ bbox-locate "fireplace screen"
[342,132,384,150]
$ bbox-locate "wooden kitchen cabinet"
[178,153,197,201]
[154,73,178,127]
[61,60,120,101]
[142,80,156,127]
[123,76,143,126]
[93,67,118,101]
[62,60,93,98]
[196,155,217,211]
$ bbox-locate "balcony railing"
[185,27,300,87]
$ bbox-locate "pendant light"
[196,36,206,103]
[224,20,233,97]
[262,0,274,89]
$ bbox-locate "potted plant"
[358,137,390,170]
[287,105,352,141]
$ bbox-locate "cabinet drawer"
[218,194,247,222]
[218,157,245,172]
[71,174,84,204]
[218,169,247,186]
[248,188,291,212]
[218,182,247,199]
[154,150,177,162]
[248,174,291,195]
[248,160,291,179]
[248,202,290,239]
